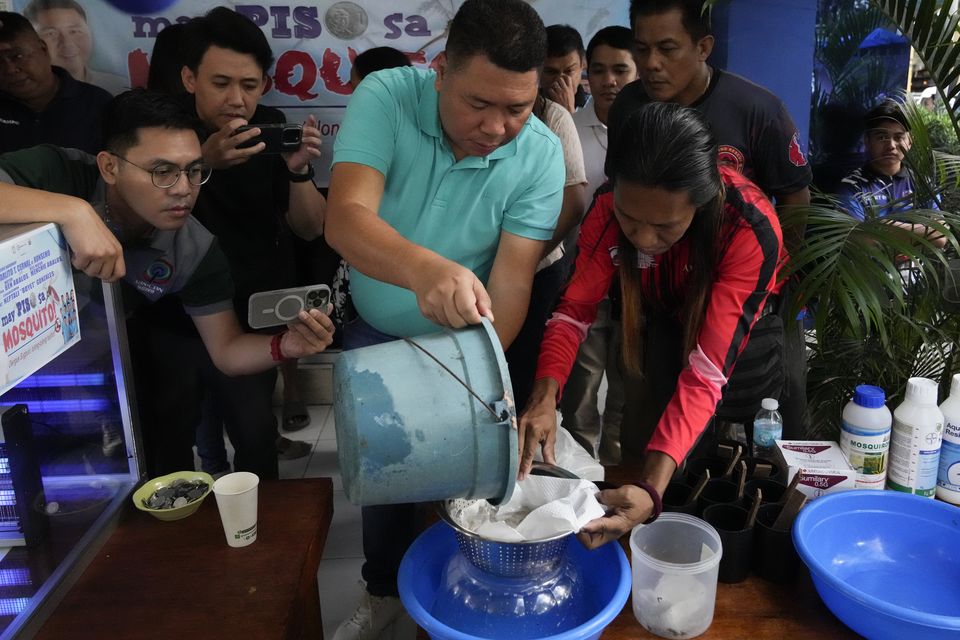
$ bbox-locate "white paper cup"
[213,472,259,547]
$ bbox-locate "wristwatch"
[288,164,315,183]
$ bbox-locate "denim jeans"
[343,317,422,597]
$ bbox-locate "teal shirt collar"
[416,72,520,166]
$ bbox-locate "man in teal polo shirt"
[325,0,564,636]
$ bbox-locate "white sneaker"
[332,590,405,640]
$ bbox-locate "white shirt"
[572,97,609,214]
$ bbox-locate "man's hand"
[517,378,560,478]
[545,73,577,113]
[63,203,125,282]
[201,118,264,169]
[284,115,323,175]
[578,485,654,549]
[279,307,335,358]
[410,256,494,328]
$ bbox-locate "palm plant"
[781,97,960,437]
[796,0,960,435]
[874,0,960,139]
[701,0,960,435]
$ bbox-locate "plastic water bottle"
[887,377,944,497]
[840,385,892,490]
[936,374,960,505]
[752,398,782,459]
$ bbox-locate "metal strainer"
[436,462,580,578]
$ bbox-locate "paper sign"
[0,224,80,396]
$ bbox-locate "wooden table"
[35,478,333,640]
[601,563,857,638]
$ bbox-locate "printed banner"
[10,0,628,184]
[0,224,80,396]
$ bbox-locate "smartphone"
[235,123,303,154]
[247,284,330,329]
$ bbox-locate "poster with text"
[0,224,80,397]
[11,0,628,185]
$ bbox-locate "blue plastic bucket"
[334,319,517,506]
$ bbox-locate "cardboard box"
[776,440,857,499]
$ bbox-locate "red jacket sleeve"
[647,173,785,464]
[535,189,619,394]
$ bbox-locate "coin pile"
[143,479,209,510]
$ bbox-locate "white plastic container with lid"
[886,377,944,498]
[840,385,892,489]
[936,373,960,505]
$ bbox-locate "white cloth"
[450,475,605,542]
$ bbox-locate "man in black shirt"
[0,12,110,154]
[610,1,811,208]
[130,8,326,480]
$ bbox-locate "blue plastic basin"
[399,523,631,640]
[793,490,960,640]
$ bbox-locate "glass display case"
[0,224,142,639]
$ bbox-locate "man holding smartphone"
[133,7,326,481]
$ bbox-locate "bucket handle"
[403,337,508,422]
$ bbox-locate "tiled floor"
[273,404,416,639]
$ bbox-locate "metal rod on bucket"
[403,337,506,421]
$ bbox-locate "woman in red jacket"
[519,102,787,547]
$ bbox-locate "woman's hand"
[577,485,654,549]
[518,377,560,478]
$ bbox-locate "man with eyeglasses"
[0,89,336,475]
[837,100,945,246]
[0,11,110,154]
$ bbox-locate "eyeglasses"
[112,153,212,188]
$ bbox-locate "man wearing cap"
[837,100,945,246]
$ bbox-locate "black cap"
[864,100,910,132]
